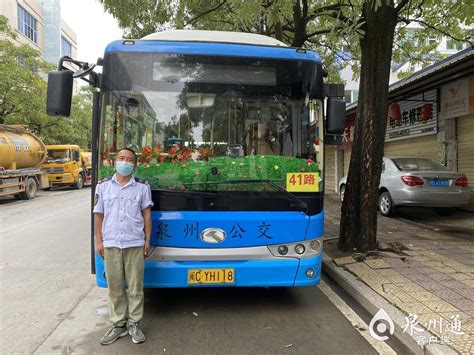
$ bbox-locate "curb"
[322,254,457,355]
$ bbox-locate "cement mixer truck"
[0,124,50,200]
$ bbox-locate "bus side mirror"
[47,70,73,117]
[326,97,346,135]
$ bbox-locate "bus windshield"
[99,53,324,198]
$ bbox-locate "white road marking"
[319,279,397,355]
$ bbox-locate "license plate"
[430,179,449,187]
[188,269,235,285]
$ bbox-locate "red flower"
[168,146,179,155]
[138,146,152,164]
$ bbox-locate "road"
[0,189,403,354]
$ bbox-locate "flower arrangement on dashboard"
[166,146,192,163]
[139,145,194,166]
[138,146,152,165]
[197,146,214,161]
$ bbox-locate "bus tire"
[19,178,38,200]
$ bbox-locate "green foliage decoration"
[99,156,319,191]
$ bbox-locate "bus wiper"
[183,179,308,212]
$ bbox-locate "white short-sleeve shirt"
[93,174,154,249]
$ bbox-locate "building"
[325,47,474,211]
[0,0,77,69]
[340,26,473,106]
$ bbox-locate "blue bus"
[46,30,345,288]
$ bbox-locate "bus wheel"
[19,178,38,200]
[75,174,84,189]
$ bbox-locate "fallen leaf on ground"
[192,312,198,317]
[283,344,293,348]
[264,326,273,330]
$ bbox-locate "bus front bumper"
[95,254,322,288]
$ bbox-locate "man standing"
[93,147,153,345]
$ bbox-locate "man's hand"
[96,240,104,258]
[144,241,151,257]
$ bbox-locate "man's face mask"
[115,161,134,176]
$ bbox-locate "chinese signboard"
[286,172,319,192]
[339,115,356,150]
[441,75,474,119]
[385,89,438,142]
[441,78,469,119]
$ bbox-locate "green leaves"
[96,1,471,86]
[0,15,92,148]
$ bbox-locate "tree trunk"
[274,20,283,41]
[338,2,398,253]
[291,1,306,47]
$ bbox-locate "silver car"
[338,157,470,216]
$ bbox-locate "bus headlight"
[278,245,288,255]
[295,244,305,254]
[310,239,322,252]
[268,239,322,258]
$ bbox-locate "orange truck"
[41,144,92,189]
[0,124,50,200]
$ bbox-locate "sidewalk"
[323,192,474,354]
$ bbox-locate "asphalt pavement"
[1,188,396,354]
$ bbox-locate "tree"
[0,15,93,148]
[99,0,355,81]
[0,15,52,126]
[99,0,473,253]
[38,87,93,147]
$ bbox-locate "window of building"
[17,55,25,65]
[340,44,351,53]
[344,90,352,104]
[351,90,359,103]
[17,5,38,43]
[446,38,463,51]
[17,55,37,72]
[427,36,437,45]
[406,28,416,47]
[344,90,359,104]
[61,36,72,57]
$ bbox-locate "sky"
[60,0,123,64]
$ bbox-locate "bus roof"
[142,30,288,47]
[104,30,321,63]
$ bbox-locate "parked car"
[338,157,470,216]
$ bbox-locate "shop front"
[324,47,474,211]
